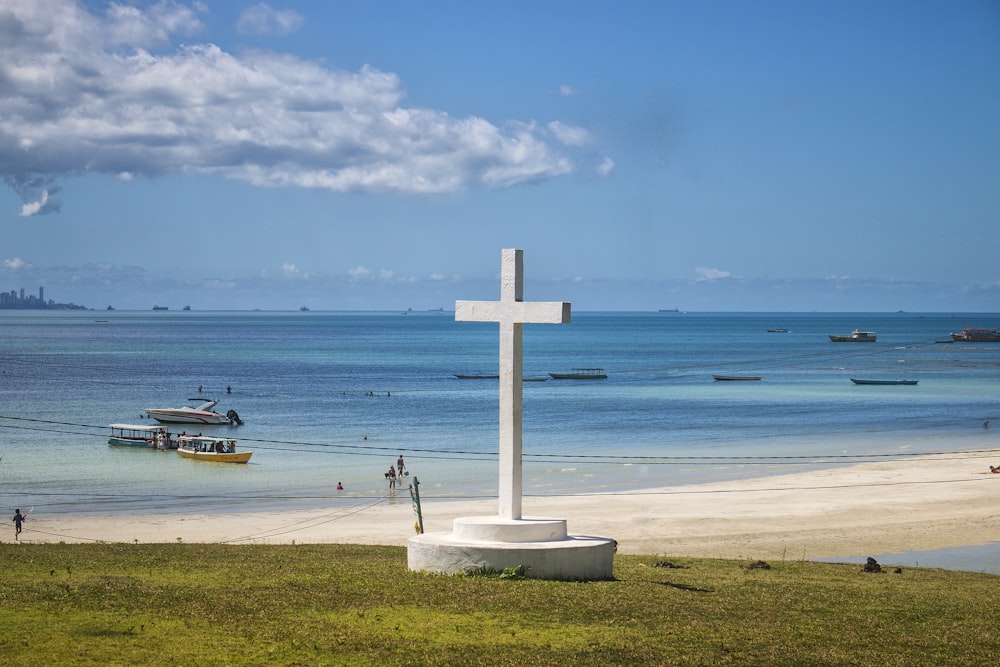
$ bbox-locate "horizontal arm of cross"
[455,300,571,325]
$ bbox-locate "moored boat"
[146,400,241,425]
[713,375,762,381]
[176,435,252,463]
[850,379,918,385]
[829,330,877,342]
[108,423,176,449]
[767,328,789,333]
[950,328,1000,342]
[549,368,607,380]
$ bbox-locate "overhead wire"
[2,414,996,465]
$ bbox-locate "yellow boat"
[176,435,253,464]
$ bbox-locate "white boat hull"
[145,400,234,425]
[146,409,232,425]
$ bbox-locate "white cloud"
[694,267,732,281]
[19,187,62,216]
[4,173,62,217]
[104,0,206,49]
[0,1,585,212]
[281,262,313,279]
[3,257,33,271]
[547,121,590,147]
[558,84,578,97]
[348,266,371,280]
[237,3,304,36]
[596,156,615,176]
[20,190,48,216]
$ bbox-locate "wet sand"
[14,453,1000,563]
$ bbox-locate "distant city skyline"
[0,285,86,310]
[0,280,996,314]
[2,2,998,312]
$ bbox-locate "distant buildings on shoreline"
[0,286,88,310]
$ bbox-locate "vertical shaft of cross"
[499,250,524,519]
[455,249,571,521]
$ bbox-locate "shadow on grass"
[651,581,714,593]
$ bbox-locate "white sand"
[15,453,1000,560]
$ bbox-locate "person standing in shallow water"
[13,508,25,540]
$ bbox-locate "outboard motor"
[226,409,244,426]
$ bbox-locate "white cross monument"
[455,248,571,520]
[407,248,614,580]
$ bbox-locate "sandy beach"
[14,453,1000,562]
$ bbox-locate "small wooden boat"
[829,330,877,342]
[712,375,762,381]
[850,379,918,385]
[549,368,607,380]
[108,423,175,449]
[176,435,252,463]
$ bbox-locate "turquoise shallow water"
[1,310,998,570]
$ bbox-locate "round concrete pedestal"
[408,515,615,581]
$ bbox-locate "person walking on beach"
[12,508,26,540]
[386,465,397,490]
[397,454,406,476]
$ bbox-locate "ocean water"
[1,311,998,526]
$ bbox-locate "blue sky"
[2,1,998,311]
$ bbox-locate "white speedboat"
[145,400,240,425]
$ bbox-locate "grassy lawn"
[1,543,997,665]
